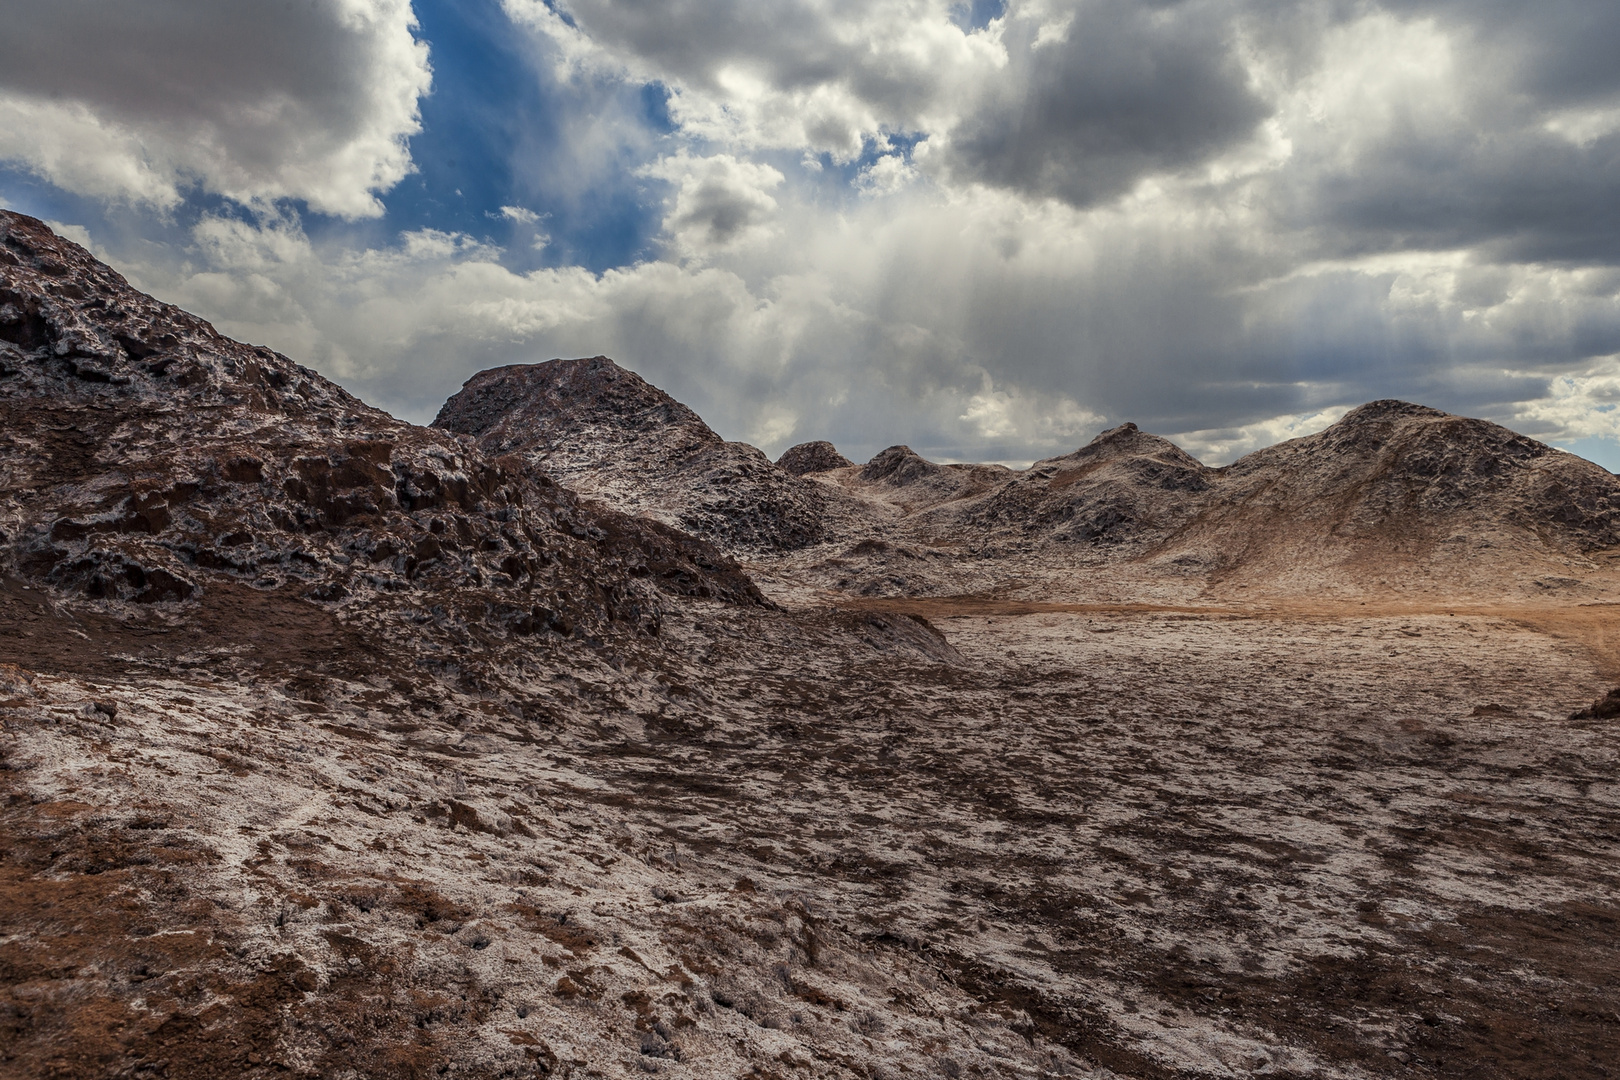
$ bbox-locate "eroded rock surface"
[1150,400,1620,590]
[764,406,1620,602]
[968,422,1215,547]
[776,440,852,476]
[0,215,763,634]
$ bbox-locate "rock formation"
[427,352,1620,599]
[434,358,829,551]
[1170,399,1620,572]
[967,421,1215,546]
[775,440,852,475]
[0,214,764,648]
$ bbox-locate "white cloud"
[0,0,430,217]
[1172,407,1354,466]
[0,99,185,209]
[503,0,1004,161]
[641,154,786,257]
[855,153,920,197]
[1506,357,1620,442]
[959,374,1102,446]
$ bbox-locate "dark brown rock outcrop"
[434,358,829,551]
[0,211,764,647]
[776,440,852,475]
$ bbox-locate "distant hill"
[1145,400,1620,589]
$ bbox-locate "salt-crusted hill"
[1150,400,1620,592]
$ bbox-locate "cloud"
[0,0,430,217]
[1171,406,1354,466]
[81,156,1617,472]
[641,154,785,257]
[1256,7,1620,264]
[497,206,542,224]
[504,0,1003,160]
[939,0,1273,207]
[855,153,920,197]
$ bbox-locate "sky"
[3,0,1620,470]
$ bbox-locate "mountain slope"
[6,214,1620,1080]
[967,422,1216,546]
[3,212,1070,1080]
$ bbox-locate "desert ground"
[7,576,1619,1078]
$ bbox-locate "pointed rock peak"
[1051,421,1206,471]
[861,445,945,484]
[1334,399,1452,426]
[433,356,718,446]
[1090,422,1140,442]
[778,441,853,475]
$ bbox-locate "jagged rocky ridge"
[0,213,763,645]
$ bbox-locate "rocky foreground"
[4,211,1620,1079]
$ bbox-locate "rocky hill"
[849,445,1014,516]
[433,358,831,551]
[766,409,1620,596]
[2,213,1066,1080]
[1135,401,1620,591]
[0,214,766,650]
[966,421,1215,547]
[428,351,1620,597]
[775,440,851,476]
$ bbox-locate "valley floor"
[5,571,1619,1079]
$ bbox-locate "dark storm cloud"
[1264,0,1620,265]
[1386,0,1620,105]
[943,0,1272,207]
[1,1,381,137]
[1282,129,1620,266]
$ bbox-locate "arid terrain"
[4,210,1620,1079]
